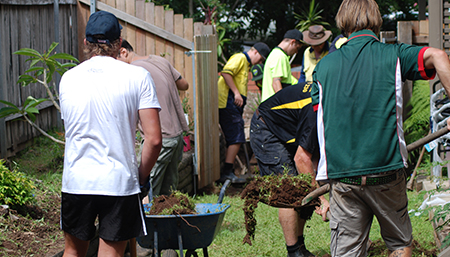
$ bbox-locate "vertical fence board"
[194,34,219,188]
[173,14,184,73]
[164,9,174,65]
[77,1,89,61]
[183,18,194,127]
[144,1,155,55]
[154,5,165,57]
[134,0,146,56]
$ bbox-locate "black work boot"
[287,249,305,257]
[217,164,246,184]
[298,235,315,257]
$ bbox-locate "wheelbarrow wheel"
[162,249,178,257]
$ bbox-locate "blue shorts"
[219,90,247,146]
[249,113,298,176]
[61,193,147,241]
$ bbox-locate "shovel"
[301,126,450,206]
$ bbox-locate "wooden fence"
[0,0,78,158]
[1,0,220,188]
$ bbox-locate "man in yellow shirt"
[217,42,270,184]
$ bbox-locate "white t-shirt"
[59,56,160,196]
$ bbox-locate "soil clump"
[148,192,196,215]
[240,174,320,245]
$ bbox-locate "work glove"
[139,179,151,201]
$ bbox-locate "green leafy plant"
[294,0,330,32]
[0,42,79,144]
[425,201,450,249]
[0,160,35,207]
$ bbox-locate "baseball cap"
[85,11,122,44]
[284,29,304,43]
[251,64,264,82]
[253,42,270,59]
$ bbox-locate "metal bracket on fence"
[184,50,211,57]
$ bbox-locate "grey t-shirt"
[133,55,188,138]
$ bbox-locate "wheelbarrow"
[137,180,231,257]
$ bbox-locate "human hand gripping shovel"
[301,126,450,207]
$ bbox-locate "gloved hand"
[139,179,151,201]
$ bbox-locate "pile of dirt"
[240,174,320,245]
[147,192,196,215]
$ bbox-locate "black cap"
[251,64,264,82]
[283,29,304,43]
[253,42,270,59]
[85,11,122,44]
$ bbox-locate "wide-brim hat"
[303,25,332,46]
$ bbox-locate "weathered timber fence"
[0,0,78,158]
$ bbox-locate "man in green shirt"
[311,0,450,256]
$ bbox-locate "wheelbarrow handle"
[217,179,231,204]
[301,127,450,206]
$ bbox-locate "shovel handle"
[406,127,449,152]
[302,127,450,206]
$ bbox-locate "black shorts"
[249,113,297,176]
[61,193,147,241]
[219,90,247,146]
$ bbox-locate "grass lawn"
[189,189,438,257]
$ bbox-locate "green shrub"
[0,160,35,207]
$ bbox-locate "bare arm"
[222,73,244,107]
[272,77,283,93]
[138,108,162,185]
[175,77,189,91]
[294,146,329,221]
[423,47,450,96]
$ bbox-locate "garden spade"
[301,126,450,206]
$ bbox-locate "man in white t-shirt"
[59,11,162,256]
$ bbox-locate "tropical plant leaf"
[25,67,44,73]
[47,42,59,57]
[25,107,39,114]
[0,107,20,118]
[50,53,79,63]
[13,48,42,58]
[17,75,37,86]
[0,100,20,109]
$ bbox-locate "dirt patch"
[240,174,320,246]
[0,194,64,257]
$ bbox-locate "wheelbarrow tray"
[137,203,230,250]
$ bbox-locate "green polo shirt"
[311,30,435,180]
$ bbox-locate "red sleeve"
[418,47,436,80]
[313,104,319,112]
